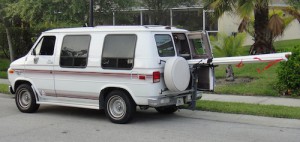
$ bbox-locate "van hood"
[9,56,26,70]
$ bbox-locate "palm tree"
[203,0,297,55]
[210,33,246,81]
[239,9,295,49]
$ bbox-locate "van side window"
[102,34,137,69]
[60,35,91,68]
[33,36,56,56]
[155,35,175,57]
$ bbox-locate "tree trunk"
[250,2,275,55]
[1,14,14,61]
[225,65,234,81]
[1,46,9,59]
[5,27,14,62]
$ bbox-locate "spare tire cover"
[164,57,190,92]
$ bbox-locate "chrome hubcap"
[107,96,126,120]
[18,89,31,109]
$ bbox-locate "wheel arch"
[99,86,137,109]
[14,79,33,91]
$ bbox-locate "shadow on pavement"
[36,105,183,124]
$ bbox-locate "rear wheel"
[15,84,40,113]
[104,90,136,124]
[155,105,178,114]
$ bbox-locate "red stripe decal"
[23,69,153,77]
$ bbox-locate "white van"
[7,26,289,123]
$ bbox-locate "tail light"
[153,71,160,83]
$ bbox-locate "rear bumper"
[148,91,202,107]
[9,86,15,94]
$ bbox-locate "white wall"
[277,20,300,41]
[218,12,300,46]
[218,12,241,35]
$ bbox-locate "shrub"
[276,46,300,96]
[0,59,10,71]
[0,59,9,79]
[0,71,7,79]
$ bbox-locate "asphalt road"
[0,94,300,142]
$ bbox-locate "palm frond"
[203,0,235,19]
[238,17,250,32]
[237,0,255,17]
[268,14,285,38]
[283,7,300,23]
[211,32,246,57]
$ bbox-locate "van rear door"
[188,32,215,91]
[187,32,291,91]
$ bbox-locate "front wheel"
[15,84,40,113]
[155,105,178,114]
[104,90,136,124]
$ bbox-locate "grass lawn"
[0,71,7,79]
[0,58,10,79]
[0,84,9,94]
[213,39,300,96]
[196,100,300,119]
[238,39,300,55]
[214,63,279,96]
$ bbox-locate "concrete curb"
[202,94,300,107]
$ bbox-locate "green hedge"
[0,59,10,71]
[0,59,9,79]
[276,46,300,96]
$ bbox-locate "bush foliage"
[276,46,300,96]
[0,59,9,79]
[0,59,10,71]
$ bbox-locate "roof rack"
[143,25,172,29]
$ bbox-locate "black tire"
[155,105,178,114]
[15,84,40,113]
[104,90,136,124]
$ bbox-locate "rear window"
[155,34,175,57]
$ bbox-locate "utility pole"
[89,0,94,27]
